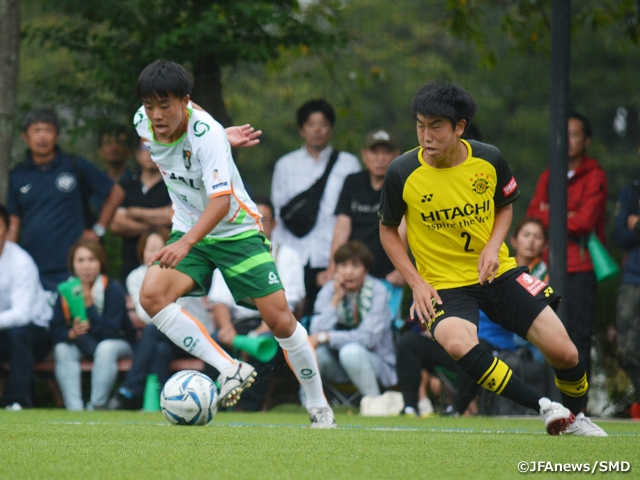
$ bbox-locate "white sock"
[152,303,235,373]
[276,322,327,409]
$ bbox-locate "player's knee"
[441,338,476,361]
[139,284,166,318]
[547,342,579,369]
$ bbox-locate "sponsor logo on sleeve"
[502,176,518,196]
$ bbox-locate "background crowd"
[0,96,639,422]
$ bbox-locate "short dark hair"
[296,99,335,129]
[569,112,592,139]
[333,241,374,271]
[137,60,193,101]
[0,204,9,229]
[22,108,59,133]
[411,82,478,130]
[251,194,274,219]
[513,217,547,240]
[98,123,135,149]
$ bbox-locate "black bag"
[279,149,340,237]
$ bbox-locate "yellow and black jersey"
[379,139,519,289]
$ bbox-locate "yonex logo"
[194,121,210,137]
[184,337,194,347]
[421,194,433,203]
[183,336,200,353]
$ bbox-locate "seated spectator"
[0,204,52,410]
[109,136,172,281]
[329,129,405,319]
[108,227,212,410]
[307,241,396,402]
[206,195,305,411]
[50,240,135,410]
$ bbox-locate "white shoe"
[217,362,257,408]
[308,406,337,428]
[418,398,434,417]
[539,397,574,435]
[4,402,22,411]
[565,413,608,437]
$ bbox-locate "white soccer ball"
[160,370,218,426]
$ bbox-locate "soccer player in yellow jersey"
[379,82,606,436]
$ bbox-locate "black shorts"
[427,266,561,339]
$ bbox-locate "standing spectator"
[0,204,52,410]
[97,124,135,183]
[207,195,305,411]
[271,99,361,316]
[613,164,640,420]
[329,129,405,317]
[526,112,608,382]
[379,82,605,435]
[7,109,125,291]
[50,240,135,410]
[308,241,396,400]
[110,137,173,280]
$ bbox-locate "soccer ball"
[160,370,218,426]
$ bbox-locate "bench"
[1,358,205,408]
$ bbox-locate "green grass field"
[1,406,638,480]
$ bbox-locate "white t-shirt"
[134,104,260,239]
[0,241,52,330]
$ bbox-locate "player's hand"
[478,246,500,285]
[225,124,262,148]
[151,240,191,269]
[385,269,406,287]
[410,280,441,326]
[218,325,237,347]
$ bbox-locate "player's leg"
[434,315,544,413]
[139,265,248,405]
[254,291,336,428]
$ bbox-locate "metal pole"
[548,0,571,319]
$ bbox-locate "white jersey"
[133,104,260,239]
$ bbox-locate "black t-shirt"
[119,176,171,280]
[335,171,395,279]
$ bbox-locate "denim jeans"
[54,339,133,410]
[316,342,381,397]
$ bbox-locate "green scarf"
[339,276,374,329]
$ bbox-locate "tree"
[22,0,346,131]
[0,0,20,203]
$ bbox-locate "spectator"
[110,136,173,280]
[308,241,396,401]
[7,108,125,291]
[526,112,608,382]
[330,129,405,317]
[0,204,52,410]
[108,227,211,410]
[271,99,361,317]
[206,195,305,411]
[97,123,135,183]
[613,164,640,420]
[50,240,135,410]
[379,82,605,435]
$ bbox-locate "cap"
[365,129,397,150]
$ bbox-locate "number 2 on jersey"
[460,232,474,252]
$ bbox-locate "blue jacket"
[613,181,640,285]
[7,148,113,290]
[50,277,135,356]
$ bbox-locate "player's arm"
[380,223,441,322]
[151,194,231,269]
[478,203,513,285]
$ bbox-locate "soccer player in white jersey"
[134,60,335,427]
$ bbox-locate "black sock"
[554,359,588,415]
[457,344,541,412]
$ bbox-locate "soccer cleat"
[308,405,337,428]
[539,397,574,435]
[564,413,608,437]
[217,362,257,408]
